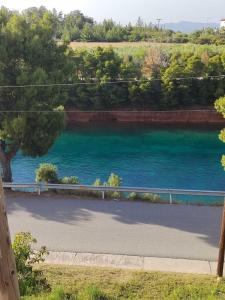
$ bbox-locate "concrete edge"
[45,251,218,275]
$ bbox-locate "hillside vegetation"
[1,6,225,112]
[19,6,225,45]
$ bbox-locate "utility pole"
[217,199,225,278]
[156,18,162,29]
[0,177,20,299]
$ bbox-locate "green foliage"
[142,193,161,202]
[66,45,225,110]
[215,96,225,170]
[221,155,225,170]
[49,287,75,300]
[0,7,70,181]
[128,192,139,200]
[106,173,122,199]
[93,178,103,187]
[21,265,225,300]
[52,8,225,45]
[80,285,108,300]
[107,173,122,187]
[61,176,80,184]
[215,97,225,119]
[35,163,58,183]
[13,232,49,296]
[91,178,104,197]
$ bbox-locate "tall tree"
[0,9,71,182]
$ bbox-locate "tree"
[215,96,225,170]
[0,9,71,182]
[142,49,169,79]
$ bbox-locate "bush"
[107,173,122,199]
[61,176,80,184]
[91,178,104,198]
[13,232,49,296]
[142,193,161,202]
[93,178,103,187]
[35,163,58,183]
[107,173,122,187]
[128,192,139,200]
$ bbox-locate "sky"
[1,0,225,24]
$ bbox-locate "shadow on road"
[6,194,222,249]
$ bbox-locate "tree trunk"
[0,177,20,299]
[0,142,17,183]
[1,157,12,183]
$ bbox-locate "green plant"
[142,193,161,202]
[128,192,139,200]
[50,287,75,300]
[93,178,103,187]
[107,173,122,187]
[80,285,108,300]
[91,178,104,198]
[13,232,49,296]
[107,173,122,199]
[35,163,58,183]
[61,176,80,184]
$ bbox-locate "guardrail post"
[37,184,41,196]
[102,191,105,199]
[169,194,173,204]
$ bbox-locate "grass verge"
[22,264,225,300]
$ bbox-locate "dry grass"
[69,41,162,49]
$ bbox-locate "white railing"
[3,182,225,205]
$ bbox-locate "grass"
[22,264,225,300]
[69,41,225,61]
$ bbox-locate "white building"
[220,19,225,28]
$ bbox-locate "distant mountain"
[163,21,219,33]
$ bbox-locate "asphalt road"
[6,194,222,261]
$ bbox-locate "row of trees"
[67,47,225,110]
[0,7,225,182]
[2,6,225,44]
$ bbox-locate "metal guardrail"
[3,182,225,204]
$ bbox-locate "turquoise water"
[12,124,225,192]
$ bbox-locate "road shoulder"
[45,251,219,275]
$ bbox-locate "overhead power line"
[0,74,224,89]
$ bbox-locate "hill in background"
[164,21,219,32]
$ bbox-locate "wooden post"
[0,177,20,299]
[217,198,225,277]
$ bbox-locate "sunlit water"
[12,124,225,194]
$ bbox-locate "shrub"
[35,163,58,183]
[107,173,122,187]
[91,178,104,198]
[142,193,161,202]
[13,232,49,296]
[93,178,103,187]
[128,192,139,200]
[61,176,80,184]
[107,173,122,199]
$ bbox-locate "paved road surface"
[6,194,222,261]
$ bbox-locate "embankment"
[67,109,225,124]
